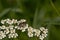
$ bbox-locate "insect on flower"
[18,19,27,28]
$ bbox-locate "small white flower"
[1,25,6,29]
[12,19,17,24]
[20,19,26,22]
[10,29,15,33]
[27,27,34,37]
[9,25,14,29]
[1,19,6,24]
[28,27,34,33]
[33,29,40,37]
[8,33,18,38]
[28,32,33,37]
[5,27,9,29]
[40,27,45,31]
[15,26,18,29]
[0,31,6,39]
[0,36,2,39]
[39,27,48,40]
[42,34,48,37]
[8,33,13,38]
[13,33,18,38]
[6,19,13,25]
[17,21,21,25]
[39,35,44,40]
[22,29,26,32]
[43,29,48,34]
[4,29,9,34]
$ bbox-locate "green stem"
[33,0,40,28]
[50,0,60,16]
[33,8,38,28]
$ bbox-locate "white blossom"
[1,19,6,24]
[33,29,40,37]
[28,27,34,33]
[27,27,34,37]
[0,31,6,39]
[20,19,26,22]
[6,19,13,25]
[17,21,21,25]
[39,27,48,40]
[39,35,44,40]
[15,26,18,29]
[12,19,17,24]
[28,32,33,37]
[10,29,15,33]
[43,29,48,34]
[42,33,48,37]
[8,33,18,38]
[9,25,14,29]
[1,25,6,29]
[4,29,9,34]
[40,27,45,31]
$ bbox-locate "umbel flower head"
[0,19,48,40]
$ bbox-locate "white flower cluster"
[27,27,48,40]
[0,19,48,40]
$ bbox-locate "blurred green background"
[0,0,60,40]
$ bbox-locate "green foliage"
[0,0,60,40]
